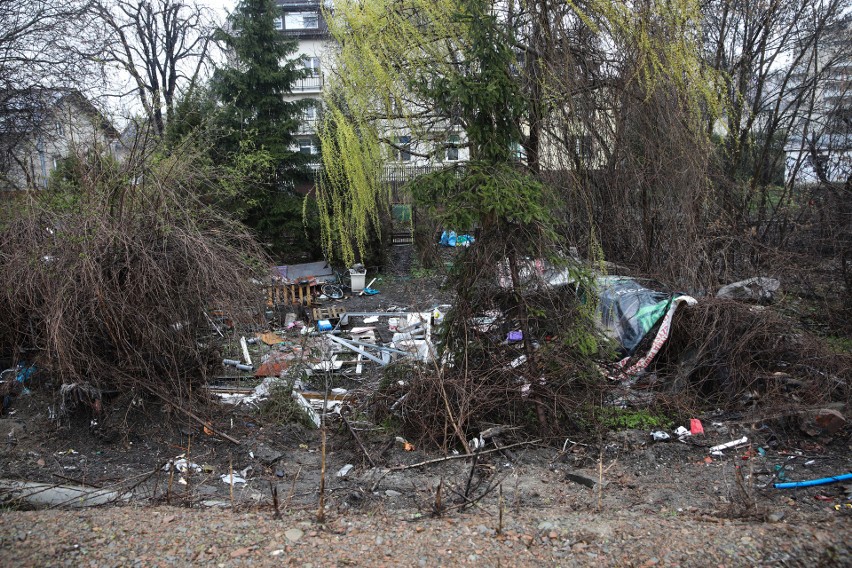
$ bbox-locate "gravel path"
[1,505,849,566]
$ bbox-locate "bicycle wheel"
[321,283,344,299]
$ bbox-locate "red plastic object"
[690,418,704,435]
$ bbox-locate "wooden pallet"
[311,306,347,322]
[266,281,316,307]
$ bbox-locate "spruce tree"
[212,0,314,255]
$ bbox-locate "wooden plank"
[311,306,347,321]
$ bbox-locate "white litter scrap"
[432,305,451,326]
[350,326,376,335]
[220,473,246,485]
[216,376,280,406]
[240,336,252,366]
[389,312,436,362]
[337,464,355,478]
[309,356,342,372]
[221,466,252,485]
[163,456,202,474]
[709,436,749,455]
[292,390,321,428]
[389,338,435,363]
[674,426,691,440]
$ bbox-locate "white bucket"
[349,268,367,292]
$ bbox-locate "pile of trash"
[200,258,850,442]
[211,259,452,427]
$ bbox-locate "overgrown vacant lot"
[1,274,849,567]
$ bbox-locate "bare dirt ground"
[1,256,850,566]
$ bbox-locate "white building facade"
[277,0,470,171]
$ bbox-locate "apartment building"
[276,0,329,166]
[276,0,470,173]
[784,16,852,185]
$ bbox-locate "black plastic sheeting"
[596,276,673,356]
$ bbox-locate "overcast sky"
[202,0,236,19]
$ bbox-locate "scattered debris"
[799,408,847,437]
[439,230,474,247]
[258,332,285,346]
[359,278,378,296]
[220,466,252,485]
[163,457,202,474]
[220,473,247,485]
[690,419,704,435]
[240,336,252,366]
[327,334,391,366]
[223,359,252,372]
[709,436,749,455]
[716,277,780,304]
[349,265,367,292]
[292,391,321,428]
[674,426,690,440]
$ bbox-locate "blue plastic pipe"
[773,473,852,489]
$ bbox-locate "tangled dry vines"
[0,148,266,412]
[653,299,851,409]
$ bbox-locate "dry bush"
[0,145,267,410]
[546,81,722,293]
[651,299,851,410]
[372,220,609,449]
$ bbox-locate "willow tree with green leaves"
[318,0,723,274]
[544,0,724,286]
[319,0,600,440]
[319,0,724,441]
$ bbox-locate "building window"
[273,16,283,30]
[446,135,459,161]
[285,11,319,30]
[298,138,318,155]
[303,56,321,77]
[302,104,317,121]
[395,136,411,162]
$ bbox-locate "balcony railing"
[292,75,323,92]
[277,0,321,6]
